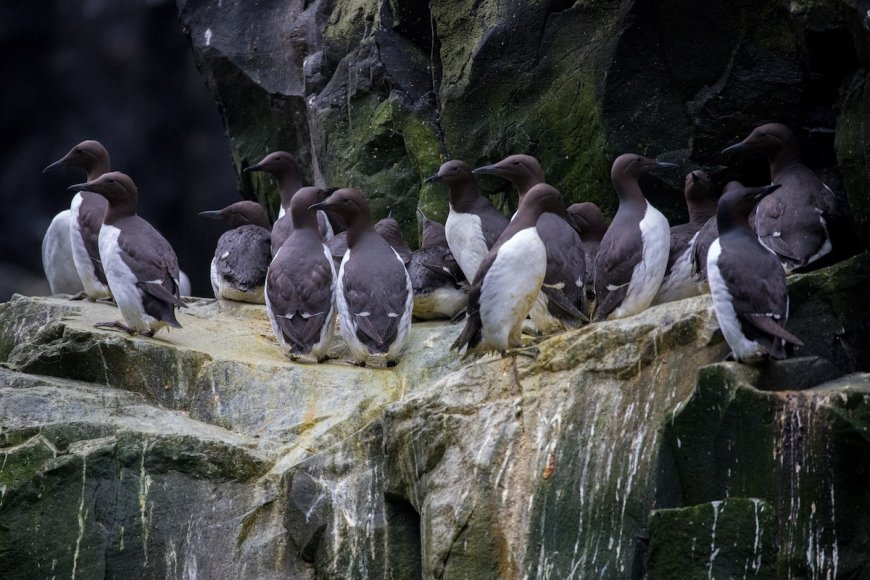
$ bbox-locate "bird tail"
[451,312,482,352]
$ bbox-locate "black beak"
[308,201,329,212]
[198,210,222,220]
[721,142,746,155]
[690,171,700,184]
[471,164,498,175]
[653,161,679,170]
[424,173,441,184]
[43,159,66,174]
[68,182,90,193]
[243,163,264,173]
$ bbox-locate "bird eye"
[74,149,81,153]
[108,179,115,184]
[513,161,520,165]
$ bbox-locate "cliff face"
[1,254,869,578]
[176,0,870,251]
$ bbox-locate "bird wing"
[593,224,642,321]
[79,194,108,284]
[269,239,335,349]
[215,226,271,290]
[343,242,410,352]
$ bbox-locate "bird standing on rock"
[69,172,186,336]
[266,187,336,362]
[43,140,112,299]
[707,182,803,362]
[451,184,572,355]
[199,200,271,304]
[474,154,588,330]
[653,169,717,304]
[425,160,509,284]
[567,202,609,300]
[593,154,675,321]
[310,188,412,367]
[244,151,333,254]
[722,123,837,273]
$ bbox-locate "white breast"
[42,209,83,295]
[706,239,764,361]
[446,208,490,283]
[479,227,547,351]
[612,202,670,319]
[99,225,157,334]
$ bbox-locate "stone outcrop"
[2,254,869,578]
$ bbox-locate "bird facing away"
[707,182,804,362]
[568,202,609,301]
[473,154,588,330]
[69,172,186,336]
[451,184,571,355]
[594,154,675,321]
[722,123,836,273]
[425,160,509,283]
[373,213,413,264]
[409,209,468,320]
[653,169,717,304]
[310,188,413,366]
[43,140,112,299]
[265,186,336,362]
[244,151,333,254]
[199,200,271,304]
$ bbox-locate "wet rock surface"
[1,254,869,578]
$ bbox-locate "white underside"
[610,203,670,319]
[652,232,702,305]
[178,271,191,297]
[265,244,336,359]
[707,240,765,361]
[479,227,546,351]
[42,209,83,295]
[99,225,164,334]
[528,291,563,334]
[412,286,468,319]
[336,247,413,363]
[70,194,111,300]
[446,208,489,283]
[210,258,265,304]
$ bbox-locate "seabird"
[409,209,468,320]
[310,188,413,366]
[244,151,333,254]
[265,186,336,362]
[425,160,509,283]
[594,154,675,321]
[567,202,609,300]
[692,181,743,289]
[707,183,803,361]
[43,140,112,299]
[653,169,717,304]
[69,172,186,336]
[373,213,412,264]
[474,154,588,330]
[199,200,271,303]
[722,123,836,272]
[451,183,571,354]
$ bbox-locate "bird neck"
[86,157,111,182]
[449,181,481,213]
[345,221,373,249]
[614,178,647,209]
[716,212,752,238]
[291,208,319,232]
[688,199,717,226]
[514,175,544,199]
[277,174,304,209]
[104,200,137,224]
[768,148,801,179]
